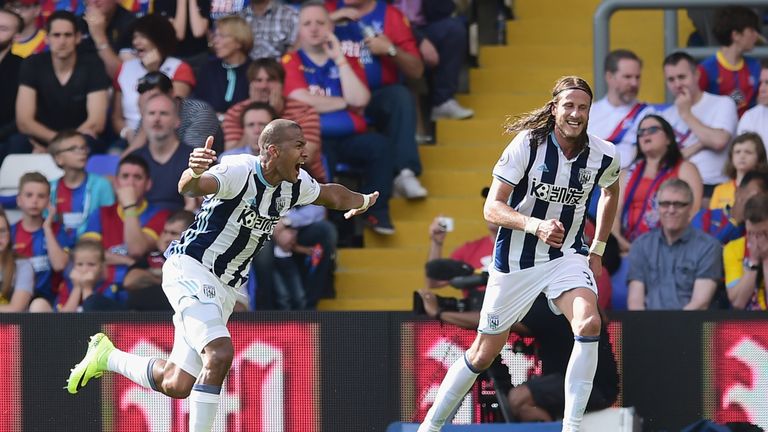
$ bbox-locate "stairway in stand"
[318,0,692,311]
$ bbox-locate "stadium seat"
[85,154,120,177]
[0,154,63,197]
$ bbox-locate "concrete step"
[515,0,598,19]
[435,118,509,144]
[419,145,501,170]
[389,197,487,221]
[456,93,548,119]
[479,45,592,68]
[337,247,427,270]
[419,169,492,198]
[470,67,593,93]
[364,218,489,248]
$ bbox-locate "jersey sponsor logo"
[236,206,280,232]
[530,178,585,206]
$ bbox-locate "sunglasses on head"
[637,125,663,137]
[137,74,170,94]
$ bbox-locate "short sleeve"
[711,96,738,135]
[207,156,252,200]
[723,238,744,288]
[598,152,621,188]
[13,259,34,294]
[172,61,197,87]
[84,55,112,92]
[492,131,532,187]
[282,52,308,96]
[626,237,648,283]
[696,237,723,280]
[296,169,321,206]
[18,55,40,88]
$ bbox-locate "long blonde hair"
[503,76,593,148]
[0,209,16,302]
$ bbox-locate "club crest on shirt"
[487,314,499,331]
[203,284,216,299]
[578,168,593,185]
[276,196,292,213]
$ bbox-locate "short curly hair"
[131,14,177,60]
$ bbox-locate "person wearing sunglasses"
[612,114,703,254]
[627,178,722,310]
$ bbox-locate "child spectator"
[57,238,117,312]
[13,172,70,311]
[48,130,115,247]
[698,6,762,117]
[123,209,194,310]
[8,0,48,58]
[710,132,768,209]
[0,208,35,312]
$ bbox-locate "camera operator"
[417,290,620,423]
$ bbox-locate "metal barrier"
[593,0,768,98]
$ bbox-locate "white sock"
[418,354,481,432]
[107,349,158,391]
[562,336,599,432]
[189,384,221,432]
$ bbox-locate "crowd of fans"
[0,0,478,313]
[0,0,766,314]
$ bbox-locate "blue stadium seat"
[85,154,120,177]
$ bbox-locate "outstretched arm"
[313,184,378,218]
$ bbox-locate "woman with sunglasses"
[612,114,703,253]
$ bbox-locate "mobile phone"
[438,217,454,232]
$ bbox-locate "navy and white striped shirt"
[168,154,320,287]
[492,130,620,272]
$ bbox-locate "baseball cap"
[137,71,173,94]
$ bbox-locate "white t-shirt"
[737,104,768,151]
[659,92,738,185]
[588,97,652,169]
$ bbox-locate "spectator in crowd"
[0,208,35,312]
[129,93,195,211]
[48,130,115,247]
[738,62,768,149]
[693,170,768,244]
[13,172,70,311]
[284,1,395,234]
[81,155,170,305]
[588,49,652,169]
[613,115,703,252]
[8,0,47,58]
[710,132,768,210]
[394,0,473,121]
[418,292,619,424]
[238,0,299,60]
[121,71,223,155]
[221,101,277,157]
[328,0,428,199]
[0,9,23,158]
[698,6,762,117]
[223,58,327,181]
[153,0,210,68]
[123,209,195,311]
[627,179,722,310]
[14,10,110,154]
[660,51,738,200]
[112,14,195,142]
[193,15,252,114]
[78,0,136,78]
[724,192,768,310]
[56,238,116,312]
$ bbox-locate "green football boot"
[66,333,114,394]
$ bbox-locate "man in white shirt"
[738,61,768,148]
[660,51,738,197]
[588,49,651,169]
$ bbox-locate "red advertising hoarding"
[0,325,20,432]
[102,322,319,432]
[706,321,768,430]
